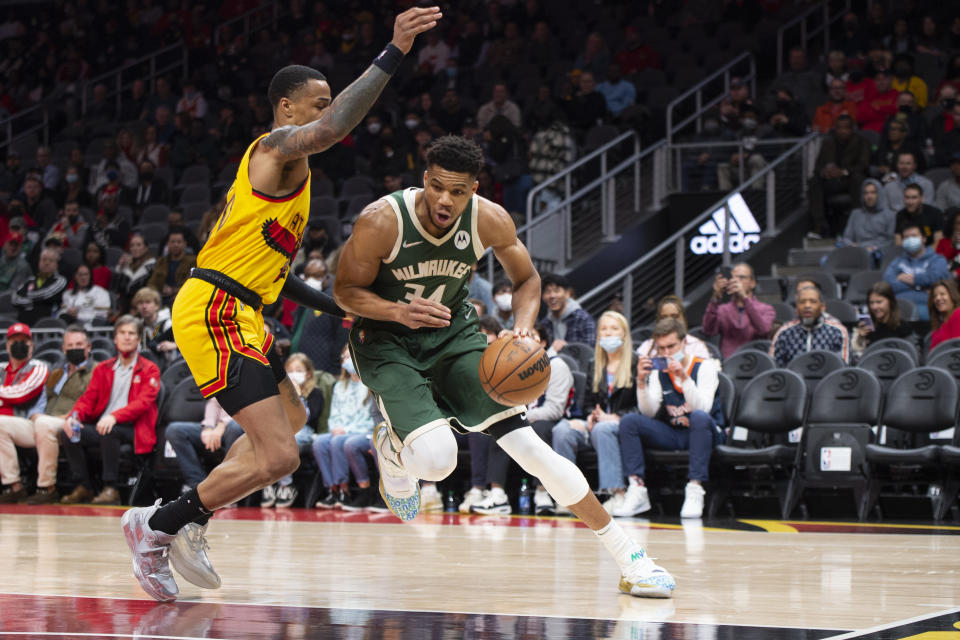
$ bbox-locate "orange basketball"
[478,335,551,406]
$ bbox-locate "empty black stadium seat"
[722,349,776,394]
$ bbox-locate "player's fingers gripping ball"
[479,335,551,406]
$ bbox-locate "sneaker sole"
[121,509,178,602]
[618,576,674,598]
[470,505,512,515]
[169,540,221,590]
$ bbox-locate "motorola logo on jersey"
[454,230,471,250]
[689,193,761,255]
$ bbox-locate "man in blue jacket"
[884,222,950,321]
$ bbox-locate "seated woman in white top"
[636,295,712,360]
[60,264,111,323]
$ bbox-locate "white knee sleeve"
[400,423,458,481]
[496,427,590,506]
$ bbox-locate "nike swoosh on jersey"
[402,240,424,248]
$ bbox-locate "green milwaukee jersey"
[370,187,484,314]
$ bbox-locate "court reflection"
[0,594,844,639]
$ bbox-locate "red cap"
[6,323,32,339]
[5,232,23,246]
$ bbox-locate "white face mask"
[342,358,356,375]
[305,277,324,290]
[494,293,512,312]
[287,371,307,386]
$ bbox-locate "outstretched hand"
[391,6,442,54]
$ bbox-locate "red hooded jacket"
[70,354,160,454]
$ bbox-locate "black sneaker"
[274,484,298,508]
[315,490,338,509]
[366,492,390,513]
[341,487,372,512]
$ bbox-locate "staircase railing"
[776,0,852,76]
[665,52,756,146]
[576,133,819,328]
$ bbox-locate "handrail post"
[766,171,776,236]
[600,151,608,238]
[722,201,732,268]
[633,136,640,213]
[674,236,685,298]
[777,27,784,75]
[623,273,633,325]
[823,3,830,54]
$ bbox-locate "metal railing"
[519,132,667,274]
[577,133,819,328]
[0,1,282,154]
[666,137,809,195]
[665,52,756,146]
[776,0,852,76]
[213,2,283,47]
[80,44,188,118]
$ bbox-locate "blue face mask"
[598,336,623,354]
[671,350,685,364]
[902,236,924,254]
[342,358,356,375]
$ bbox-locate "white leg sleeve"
[496,426,590,507]
[399,424,459,481]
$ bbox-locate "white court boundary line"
[0,590,848,632]
[822,606,960,639]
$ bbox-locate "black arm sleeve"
[280,276,346,318]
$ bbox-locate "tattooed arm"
[259,7,441,160]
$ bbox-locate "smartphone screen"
[719,266,732,279]
[651,357,669,370]
[857,313,873,329]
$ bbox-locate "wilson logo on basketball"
[517,353,550,381]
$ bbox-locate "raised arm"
[333,200,451,330]
[260,7,441,160]
[478,200,541,335]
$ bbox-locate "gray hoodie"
[842,178,896,248]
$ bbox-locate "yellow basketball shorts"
[172,278,282,413]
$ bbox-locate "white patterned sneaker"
[170,522,221,589]
[121,500,179,602]
[374,422,420,521]
[619,548,676,598]
[470,487,512,515]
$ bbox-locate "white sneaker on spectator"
[274,484,298,508]
[602,492,626,515]
[613,483,651,517]
[419,483,443,512]
[458,487,485,513]
[470,487,512,515]
[554,502,573,516]
[260,484,277,508]
[534,487,554,515]
[680,482,705,519]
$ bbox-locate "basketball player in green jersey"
[334,136,675,598]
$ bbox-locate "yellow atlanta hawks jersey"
[197,133,311,305]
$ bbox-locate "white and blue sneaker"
[374,423,420,522]
[618,548,676,598]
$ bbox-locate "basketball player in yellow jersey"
[121,7,443,602]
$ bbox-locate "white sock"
[595,520,645,570]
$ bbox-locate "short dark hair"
[795,278,822,302]
[493,279,512,295]
[167,225,187,240]
[903,183,923,196]
[541,272,570,290]
[900,221,922,234]
[897,150,917,163]
[835,114,854,126]
[267,65,327,110]
[63,324,89,339]
[534,321,551,346]
[478,316,502,335]
[652,317,687,341]
[425,135,484,177]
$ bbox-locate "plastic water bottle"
[444,490,457,513]
[69,416,82,443]
[518,478,533,515]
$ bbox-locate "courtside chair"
[721,349,776,395]
[857,348,917,392]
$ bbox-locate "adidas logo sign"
[689,193,761,256]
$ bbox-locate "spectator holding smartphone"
[701,263,775,359]
[636,295,712,360]
[851,281,914,359]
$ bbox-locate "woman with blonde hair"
[551,310,636,514]
[636,294,712,360]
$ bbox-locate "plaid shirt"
[770,313,850,368]
[543,302,597,347]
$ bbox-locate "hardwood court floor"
[1,505,959,639]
